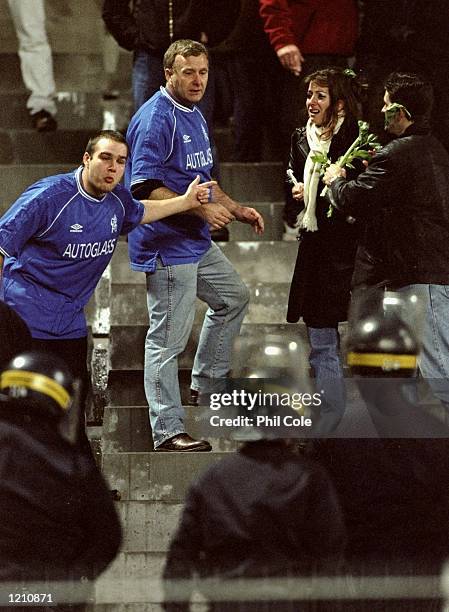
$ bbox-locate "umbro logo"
[183,134,192,143]
[70,223,83,233]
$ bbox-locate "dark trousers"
[30,336,92,455]
[31,336,89,400]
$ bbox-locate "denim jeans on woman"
[307,326,346,435]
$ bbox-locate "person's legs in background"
[307,326,346,434]
[7,0,57,131]
[30,337,89,406]
[408,284,449,418]
[132,49,165,112]
[102,30,121,100]
[29,336,93,455]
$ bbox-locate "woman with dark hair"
[286,67,365,434]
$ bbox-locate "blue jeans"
[307,327,346,434]
[401,284,449,410]
[144,243,249,447]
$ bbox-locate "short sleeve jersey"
[0,167,144,339]
[126,87,213,272]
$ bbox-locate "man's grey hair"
[163,39,208,71]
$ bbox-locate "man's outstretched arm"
[138,176,217,224]
[135,181,236,231]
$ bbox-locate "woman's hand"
[292,182,304,201]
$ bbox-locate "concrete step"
[92,552,166,607]
[1,1,113,55]
[0,164,72,214]
[0,116,277,175]
[0,129,94,165]
[106,369,183,408]
[109,241,296,285]
[108,322,307,372]
[220,162,283,201]
[102,405,239,454]
[101,282,292,327]
[228,201,285,241]
[0,92,127,130]
[86,239,295,334]
[103,450,226,502]
[0,163,284,215]
[0,52,132,94]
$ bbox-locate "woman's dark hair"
[305,67,366,139]
[384,72,433,121]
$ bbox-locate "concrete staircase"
[91,197,299,609]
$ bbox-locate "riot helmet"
[0,351,74,418]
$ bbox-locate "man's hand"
[205,183,263,233]
[139,177,217,224]
[292,182,304,201]
[323,164,346,186]
[185,175,216,209]
[234,206,265,235]
[199,203,235,230]
[276,44,304,76]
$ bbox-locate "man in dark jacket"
[102,0,239,113]
[324,72,449,410]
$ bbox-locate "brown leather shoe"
[156,433,212,452]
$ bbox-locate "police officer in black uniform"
[0,351,122,611]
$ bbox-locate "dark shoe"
[31,110,57,132]
[156,433,212,452]
[189,388,199,406]
[102,89,120,101]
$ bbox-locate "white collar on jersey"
[161,86,196,113]
[75,166,108,203]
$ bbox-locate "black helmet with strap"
[0,351,74,417]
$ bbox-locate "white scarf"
[297,116,345,232]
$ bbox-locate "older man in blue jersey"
[126,39,265,452]
[0,129,213,406]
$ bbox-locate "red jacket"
[259,0,358,55]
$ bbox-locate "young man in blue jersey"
[126,39,265,452]
[0,129,214,407]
